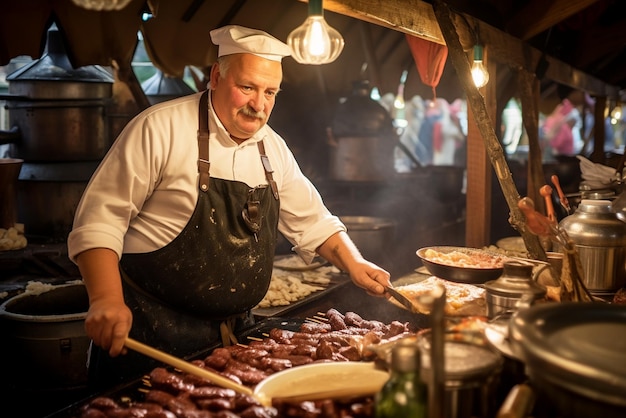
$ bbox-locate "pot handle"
[0,126,21,145]
[496,383,535,418]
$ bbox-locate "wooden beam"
[318,0,621,97]
[320,0,445,44]
[431,0,548,257]
[506,0,601,40]
[575,19,626,68]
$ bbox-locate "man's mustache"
[240,106,266,120]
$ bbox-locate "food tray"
[417,246,508,284]
[252,272,349,317]
[273,254,329,271]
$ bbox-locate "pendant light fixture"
[287,0,345,65]
[471,45,490,88]
[611,101,622,122]
[71,0,132,11]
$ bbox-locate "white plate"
[254,361,389,403]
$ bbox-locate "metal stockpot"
[0,283,90,390]
[0,27,114,161]
[558,199,626,293]
[418,330,503,418]
[328,80,397,181]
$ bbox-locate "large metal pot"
[16,161,98,239]
[419,330,504,418]
[0,27,114,161]
[558,199,626,293]
[341,216,396,266]
[509,302,626,418]
[0,283,90,390]
[329,80,398,182]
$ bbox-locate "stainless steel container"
[484,261,546,318]
[0,28,114,161]
[558,199,626,293]
[419,331,503,418]
[0,283,90,390]
[329,80,397,181]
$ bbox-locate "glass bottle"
[375,344,428,418]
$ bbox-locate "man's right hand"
[76,247,131,357]
[85,296,132,357]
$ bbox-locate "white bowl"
[254,361,389,404]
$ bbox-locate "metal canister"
[418,331,503,418]
[558,199,626,293]
[484,261,546,318]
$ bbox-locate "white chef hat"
[210,25,291,62]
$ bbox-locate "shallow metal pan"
[416,246,507,284]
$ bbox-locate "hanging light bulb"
[611,101,622,121]
[71,0,132,11]
[287,0,345,65]
[471,45,490,88]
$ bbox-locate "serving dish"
[253,361,389,403]
[417,246,508,284]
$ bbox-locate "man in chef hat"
[68,25,391,386]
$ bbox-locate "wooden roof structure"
[2,0,625,254]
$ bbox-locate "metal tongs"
[386,285,426,314]
[550,175,571,215]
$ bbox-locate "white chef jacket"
[68,91,345,264]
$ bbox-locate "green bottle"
[375,344,428,418]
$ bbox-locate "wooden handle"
[124,337,255,398]
[539,185,556,224]
[550,175,571,212]
[496,383,535,418]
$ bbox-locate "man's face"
[210,54,283,142]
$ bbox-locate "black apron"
[89,90,280,387]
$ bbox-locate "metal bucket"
[0,283,90,390]
[419,330,504,418]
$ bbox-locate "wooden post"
[519,69,549,259]
[592,96,607,163]
[432,0,546,259]
[465,51,494,248]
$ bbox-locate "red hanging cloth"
[405,34,448,100]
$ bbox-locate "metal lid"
[418,332,502,384]
[510,302,626,407]
[484,261,546,299]
[331,79,395,137]
[559,199,626,246]
[141,69,195,105]
[6,26,113,99]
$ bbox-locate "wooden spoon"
[124,338,266,405]
[539,185,557,225]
